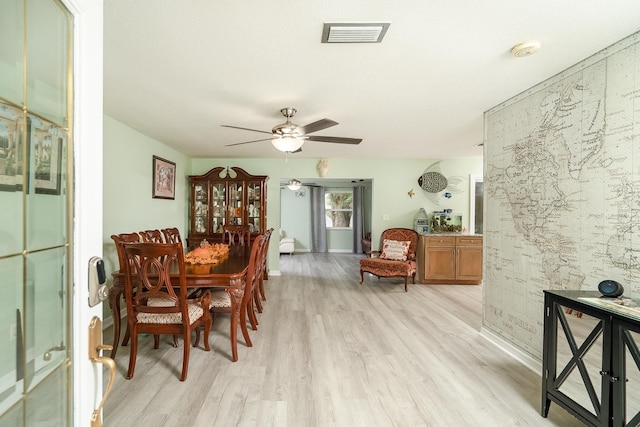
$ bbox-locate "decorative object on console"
[430,211,462,233]
[414,208,429,235]
[598,279,624,297]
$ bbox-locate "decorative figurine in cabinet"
[188,166,267,247]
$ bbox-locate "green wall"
[103,116,483,321]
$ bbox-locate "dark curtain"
[352,186,364,253]
[310,186,327,252]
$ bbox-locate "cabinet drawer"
[457,236,482,246]
[425,236,455,246]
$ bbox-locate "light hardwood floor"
[103,253,584,426]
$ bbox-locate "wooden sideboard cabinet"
[187,166,267,247]
[418,235,483,284]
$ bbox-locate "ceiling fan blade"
[306,135,362,144]
[299,119,338,135]
[291,147,303,153]
[221,124,273,135]
[224,137,273,147]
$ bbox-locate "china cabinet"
[187,167,267,247]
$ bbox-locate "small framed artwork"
[0,102,28,192]
[152,155,176,199]
[33,117,65,195]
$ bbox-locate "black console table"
[542,290,640,427]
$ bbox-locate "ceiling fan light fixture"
[271,136,305,153]
[287,179,302,191]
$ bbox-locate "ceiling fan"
[222,107,362,153]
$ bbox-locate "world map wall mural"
[483,31,640,358]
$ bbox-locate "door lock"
[88,257,108,307]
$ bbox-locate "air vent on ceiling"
[322,22,390,43]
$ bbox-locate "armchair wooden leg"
[360,270,364,284]
[404,278,408,292]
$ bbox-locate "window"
[325,191,353,228]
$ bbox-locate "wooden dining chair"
[253,228,273,315]
[207,234,264,362]
[122,241,211,381]
[162,227,182,244]
[223,224,250,246]
[139,229,164,243]
[110,232,142,358]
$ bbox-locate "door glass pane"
[26,364,67,425]
[26,0,69,125]
[0,0,24,105]
[624,329,640,423]
[555,305,604,416]
[0,255,23,414]
[213,183,225,232]
[229,182,242,225]
[25,248,67,391]
[0,101,26,257]
[26,116,68,251]
[0,402,23,426]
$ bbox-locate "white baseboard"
[479,327,542,375]
[268,270,281,276]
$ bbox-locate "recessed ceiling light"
[511,40,540,57]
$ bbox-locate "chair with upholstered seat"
[122,241,211,381]
[139,229,164,243]
[253,227,274,316]
[110,232,143,358]
[208,234,264,362]
[359,228,419,292]
[223,224,250,246]
[161,227,182,244]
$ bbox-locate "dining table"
[107,244,252,358]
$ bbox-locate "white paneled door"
[0,0,104,425]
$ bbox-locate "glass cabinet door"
[212,182,226,234]
[193,182,209,234]
[228,182,243,226]
[247,181,261,233]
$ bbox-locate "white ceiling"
[104,1,640,160]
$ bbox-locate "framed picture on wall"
[152,155,176,199]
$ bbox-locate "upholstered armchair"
[279,229,295,255]
[359,228,419,292]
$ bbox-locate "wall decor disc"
[418,171,448,193]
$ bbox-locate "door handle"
[88,316,116,427]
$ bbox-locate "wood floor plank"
[104,253,584,426]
